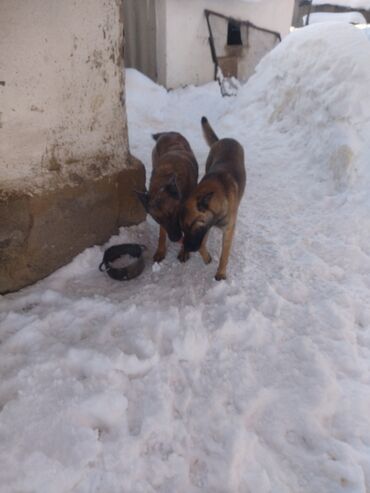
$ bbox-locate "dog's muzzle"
[183,240,200,252]
[183,228,207,252]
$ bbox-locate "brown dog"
[137,132,198,262]
[181,117,246,280]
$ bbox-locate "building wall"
[0,0,146,293]
[293,0,370,26]
[293,2,370,25]
[0,0,129,193]
[161,0,295,88]
[123,0,168,85]
[123,0,158,81]
[155,0,168,87]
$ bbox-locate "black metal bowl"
[99,243,146,281]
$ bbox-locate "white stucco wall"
[157,0,294,88]
[155,0,168,87]
[0,0,127,194]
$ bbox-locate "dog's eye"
[197,201,209,213]
[197,192,213,212]
[153,198,163,209]
[196,199,205,212]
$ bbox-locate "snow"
[313,0,370,8]
[304,11,367,23]
[1,22,370,493]
[357,22,370,37]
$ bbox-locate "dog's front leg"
[153,225,167,262]
[177,245,190,263]
[215,222,235,281]
[199,231,212,265]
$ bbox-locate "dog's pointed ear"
[134,190,149,211]
[166,175,181,200]
[197,192,214,211]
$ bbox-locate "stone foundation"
[0,156,146,294]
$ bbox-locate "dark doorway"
[227,21,242,46]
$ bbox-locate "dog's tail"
[201,116,219,147]
[152,132,167,141]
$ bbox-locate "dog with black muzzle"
[136,132,198,263]
[181,117,246,280]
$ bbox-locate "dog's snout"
[183,226,208,252]
[184,240,200,252]
[183,233,204,252]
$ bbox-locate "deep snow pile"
[1,23,370,493]
[233,22,370,194]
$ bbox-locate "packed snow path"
[1,24,370,493]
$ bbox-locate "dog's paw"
[153,251,166,263]
[215,272,226,281]
[177,249,190,263]
[202,252,212,265]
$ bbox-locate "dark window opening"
[227,21,242,46]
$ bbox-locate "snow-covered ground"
[1,23,370,493]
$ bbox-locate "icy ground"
[1,23,370,493]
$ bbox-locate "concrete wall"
[123,0,158,81]
[0,0,129,192]
[123,0,168,85]
[161,0,295,88]
[0,0,146,293]
[155,0,168,87]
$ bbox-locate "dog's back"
[150,131,198,198]
[152,132,197,168]
[201,118,246,201]
[180,118,246,279]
